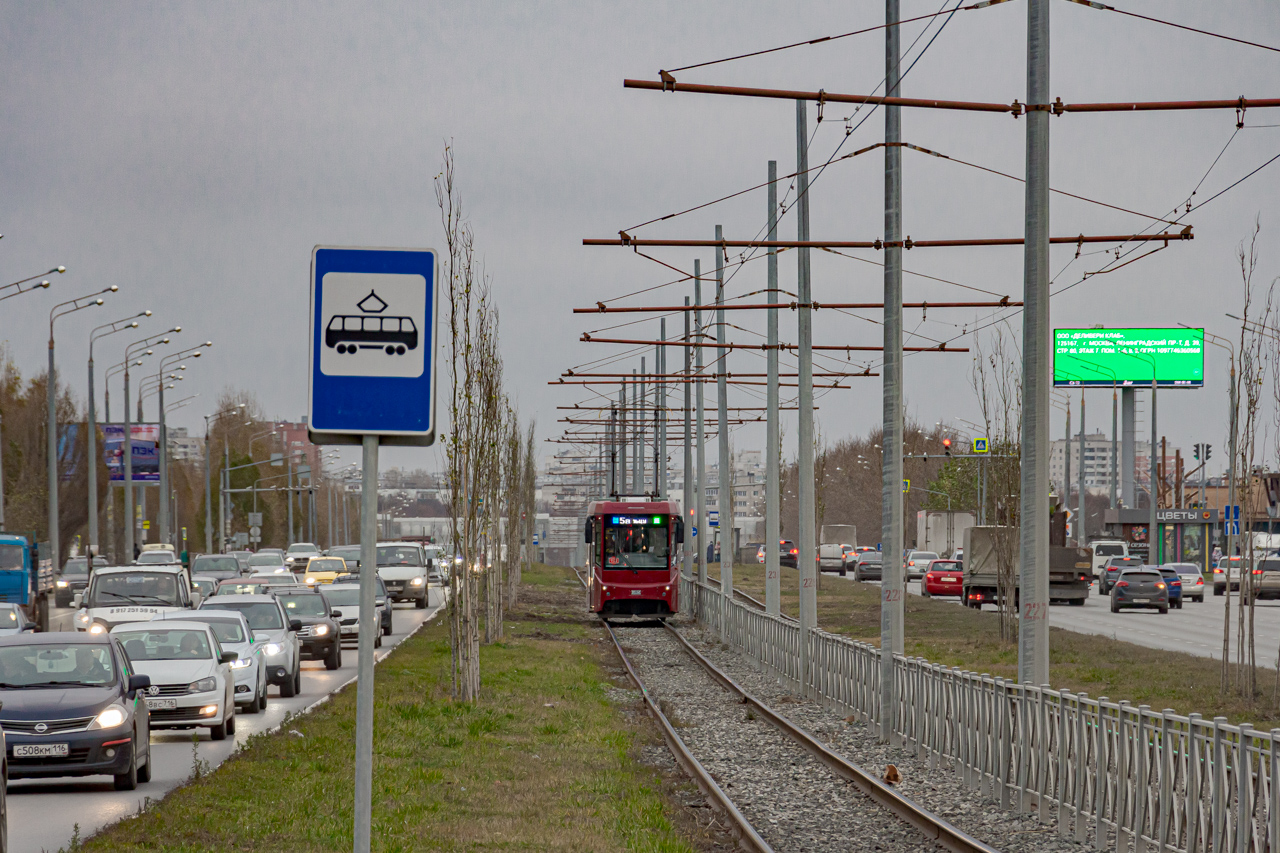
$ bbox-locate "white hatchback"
[112,621,237,740]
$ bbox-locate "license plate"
[14,743,69,758]
[630,590,642,596]
[1133,598,1149,604]
[941,577,957,582]
[145,698,177,710]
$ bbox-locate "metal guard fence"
[679,575,1279,853]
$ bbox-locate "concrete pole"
[1150,380,1158,564]
[87,356,98,555]
[658,320,666,498]
[879,0,905,740]
[632,369,640,493]
[47,337,60,573]
[1079,391,1086,546]
[694,261,707,585]
[1111,385,1118,509]
[715,224,733,634]
[1122,387,1136,507]
[204,429,213,554]
[0,408,6,528]
[640,359,647,494]
[221,442,230,551]
[353,435,378,853]
[618,381,627,494]
[795,101,818,688]
[1018,0,1051,686]
[124,367,134,561]
[1064,399,1071,509]
[287,457,295,545]
[765,159,782,617]
[683,298,694,580]
[158,380,169,546]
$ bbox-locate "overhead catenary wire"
[1060,0,1280,54]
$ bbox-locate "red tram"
[584,499,682,619]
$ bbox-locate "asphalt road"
[832,572,1278,663]
[11,591,444,853]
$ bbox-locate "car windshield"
[88,572,182,607]
[116,629,214,661]
[930,561,961,571]
[193,579,217,597]
[602,519,669,569]
[1123,571,1163,582]
[376,546,423,567]
[910,552,939,562]
[62,558,90,577]
[0,606,21,626]
[191,619,246,644]
[136,551,177,564]
[0,643,116,687]
[217,582,269,595]
[307,559,345,573]
[329,547,360,563]
[202,602,284,630]
[1172,564,1201,576]
[1110,558,1142,569]
[0,543,23,571]
[277,594,328,617]
[1258,560,1280,573]
[287,544,318,554]
[325,588,361,606]
[1095,544,1126,557]
[248,553,282,566]
[859,554,882,563]
[193,556,241,578]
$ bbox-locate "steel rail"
[660,622,1002,853]
[597,613,774,851]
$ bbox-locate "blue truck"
[0,532,53,631]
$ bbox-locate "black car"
[0,632,152,790]
[1099,556,1144,594]
[54,556,107,608]
[334,573,394,636]
[190,554,245,581]
[779,540,797,569]
[851,552,883,581]
[273,589,343,670]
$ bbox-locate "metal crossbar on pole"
[573,300,1021,312]
[577,334,965,352]
[584,231,1191,249]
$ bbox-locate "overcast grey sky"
[2,2,1277,475]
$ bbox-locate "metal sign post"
[308,245,438,853]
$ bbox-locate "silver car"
[1164,562,1206,603]
[199,594,302,697]
[904,551,939,581]
[152,610,267,713]
[1109,567,1169,614]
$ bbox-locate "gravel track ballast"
[614,624,945,853]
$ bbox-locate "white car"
[247,553,289,573]
[323,584,383,648]
[111,621,237,740]
[152,610,267,713]
[74,565,199,634]
[284,543,322,571]
[134,550,180,566]
[374,542,428,608]
[200,594,303,697]
[904,550,940,580]
[0,603,36,636]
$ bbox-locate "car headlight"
[75,610,92,627]
[89,622,108,635]
[263,643,283,656]
[229,657,253,669]
[189,676,218,693]
[305,576,318,585]
[410,577,424,586]
[56,580,69,588]
[314,624,329,636]
[88,704,128,730]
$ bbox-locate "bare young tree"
[970,323,1023,641]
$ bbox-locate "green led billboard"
[1053,328,1204,387]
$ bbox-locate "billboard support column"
[1122,388,1136,509]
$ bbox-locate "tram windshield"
[602,514,669,570]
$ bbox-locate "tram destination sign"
[1053,327,1204,388]
[609,514,668,526]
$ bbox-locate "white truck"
[819,524,857,575]
[1088,539,1129,580]
[374,541,429,609]
[915,510,976,559]
[73,565,199,633]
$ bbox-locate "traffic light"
[1193,443,1201,461]
[1205,444,1212,462]
[942,437,952,456]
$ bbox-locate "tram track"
[603,617,1003,853]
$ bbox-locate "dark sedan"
[779,540,797,569]
[1109,568,1169,614]
[1099,556,1145,595]
[54,556,107,608]
[274,589,343,669]
[190,554,244,582]
[851,553,882,581]
[0,632,152,790]
[334,573,394,636]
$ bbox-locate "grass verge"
[80,564,700,853]
[707,562,1280,727]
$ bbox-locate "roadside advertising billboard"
[103,423,161,482]
[1053,328,1204,388]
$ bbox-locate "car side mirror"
[128,674,151,696]
[72,593,82,609]
[190,593,202,608]
[585,524,593,544]
[220,651,239,664]
[289,619,303,632]
[674,520,684,544]
[331,610,342,619]
[20,624,37,633]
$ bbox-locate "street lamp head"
[94,298,104,305]
[191,352,201,358]
[144,349,153,357]
[160,338,169,345]
[108,285,118,292]
[129,322,138,328]
[204,341,212,347]
[39,280,50,289]
[172,327,181,333]
[56,266,65,273]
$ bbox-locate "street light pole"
[49,287,116,573]
[156,344,211,546]
[123,331,176,561]
[203,404,243,554]
[0,271,58,529]
[88,313,149,558]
